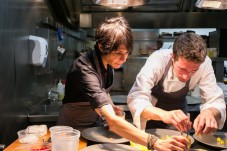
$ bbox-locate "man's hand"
[193,108,219,134]
[161,110,192,132]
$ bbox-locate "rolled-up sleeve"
[127,51,168,129]
[128,93,153,130]
[198,57,226,129]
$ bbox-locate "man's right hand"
[161,110,192,132]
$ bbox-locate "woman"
[57,17,189,151]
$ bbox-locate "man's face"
[172,55,201,82]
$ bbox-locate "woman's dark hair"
[94,17,133,55]
[173,33,207,64]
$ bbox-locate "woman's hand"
[153,135,190,151]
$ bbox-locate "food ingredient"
[30,146,51,151]
[216,137,227,145]
[130,141,149,151]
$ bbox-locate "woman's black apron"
[57,51,113,131]
[146,59,190,129]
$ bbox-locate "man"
[128,33,226,135]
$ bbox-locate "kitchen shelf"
[211,57,227,82]
[212,57,227,61]
[134,37,176,42]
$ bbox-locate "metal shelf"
[212,57,227,61]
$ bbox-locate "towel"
[25,124,47,136]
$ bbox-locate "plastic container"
[51,129,80,151]
[49,126,73,135]
[17,130,39,144]
[57,79,65,101]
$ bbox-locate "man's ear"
[170,52,174,58]
[170,53,174,62]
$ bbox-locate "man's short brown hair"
[173,33,207,64]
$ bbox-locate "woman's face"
[102,44,129,69]
[172,55,200,82]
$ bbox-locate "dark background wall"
[1,0,227,148]
[0,0,83,147]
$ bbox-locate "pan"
[146,128,194,145]
[81,143,140,151]
[81,127,128,143]
[193,132,227,149]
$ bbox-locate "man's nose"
[182,74,191,80]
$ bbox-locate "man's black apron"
[146,59,190,129]
[57,51,113,131]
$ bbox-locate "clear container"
[17,130,39,144]
[49,126,73,135]
[51,129,80,151]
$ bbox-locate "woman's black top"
[62,49,114,109]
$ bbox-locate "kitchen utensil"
[81,127,128,143]
[81,143,140,151]
[193,132,227,149]
[145,128,194,145]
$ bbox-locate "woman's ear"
[98,43,104,52]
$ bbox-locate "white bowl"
[17,129,39,144]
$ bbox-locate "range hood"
[92,0,145,8]
[44,0,227,29]
[82,0,190,12]
[195,0,227,10]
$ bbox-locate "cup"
[49,126,73,135]
[51,129,80,151]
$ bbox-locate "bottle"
[57,79,65,101]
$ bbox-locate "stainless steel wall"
[0,0,82,147]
